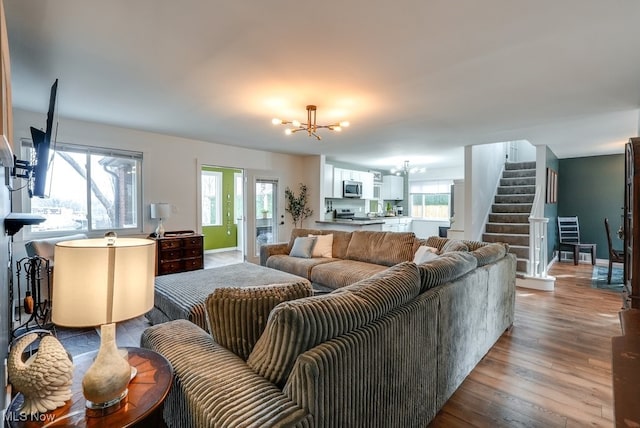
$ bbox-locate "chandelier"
[271,105,349,140]
[391,160,426,176]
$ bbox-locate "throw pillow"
[290,236,316,258]
[309,233,333,257]
[206,281,314,361]
[413,246,439,264]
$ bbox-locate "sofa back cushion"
[288,228,352,259]
[345,231,416,266]
[206,281,313,361]
[417,251,477,292]
[471,242,507,266]
[246,262,421,387]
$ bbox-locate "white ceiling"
[4,0,640,172]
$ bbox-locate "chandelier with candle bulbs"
[272,105,349,140]
[391,160,426,176]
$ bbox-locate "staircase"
[482,161,536,275]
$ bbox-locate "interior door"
[255,179,278,257]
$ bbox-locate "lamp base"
[85,389,128,417]
[82,323,133,417]
[155,219,165,238]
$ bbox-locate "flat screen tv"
[28,78,58,198]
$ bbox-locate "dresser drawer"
[159,239,182,250]
[158,260,183,275]
[159,249,182,262]
[182,247,202,258]
[183,257,203,271]
[182,236,203,248]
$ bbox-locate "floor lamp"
[51,236,155,416]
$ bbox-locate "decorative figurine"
[8,332,73,415]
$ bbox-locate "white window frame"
[201,170,223,226]
[20,140,143,238]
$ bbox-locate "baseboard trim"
[517,275,556,291]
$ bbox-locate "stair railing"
[528,184,549,278]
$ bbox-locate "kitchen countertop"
[315,219,385,226]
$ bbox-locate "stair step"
[503,169,536,179]
[500,177,536,186]
[495,194,535,204]
[497,185,536,195]
[482,233,530,246]
[505,161,536,170]
[492,203,532,214]
[489,213,530,223]
[516,258,528,273]
[486,223,530,234]
[509,245,530,259]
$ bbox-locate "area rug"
[591,265,624,291]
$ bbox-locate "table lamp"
[150,203,171,237]
[51,235,155,416]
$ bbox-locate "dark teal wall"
[557,154,624,259]
[544,147,559,264]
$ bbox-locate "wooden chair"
[604,217,624,284]
[557,216,596,265]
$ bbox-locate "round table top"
[6,347,173,427]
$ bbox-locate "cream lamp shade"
[51,237,156,413]
[51,238,155,326]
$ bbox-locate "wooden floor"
[55,256,623,427]
[429,262,623,428]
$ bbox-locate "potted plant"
[285,183,313,228]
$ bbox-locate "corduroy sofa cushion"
[471,242,507,266]
[266,255,337,280]
[206,281,313,361]
[345,231,416,266]
[440,239,469,253]
[246,262,421,387]
[417,251,478,292]
[309,259,388,289]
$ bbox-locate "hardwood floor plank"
[429,262,620,427]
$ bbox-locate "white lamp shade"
[51,238,156,327]
[150,203,171,219]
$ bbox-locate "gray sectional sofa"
[141,231,516,427]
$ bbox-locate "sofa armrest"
[259,242,289,266]
[141,320,311,428]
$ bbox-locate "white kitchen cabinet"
[332,168,344,198]
[382,175,404,200]
[381,217,412,232]
[361,172,374,200]
[323,164,334,198]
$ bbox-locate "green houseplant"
[285,183,313,228]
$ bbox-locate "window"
[201,170,223,226]
[25,142,142,234]
[409,180,452,220]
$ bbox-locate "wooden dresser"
[154,231,204,276]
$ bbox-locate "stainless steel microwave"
[343,180,362,198]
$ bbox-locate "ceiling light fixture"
[272,105,349,140]
[390,160,426,176]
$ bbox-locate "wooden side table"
[5,347,173,427]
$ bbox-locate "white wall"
[464,143,507,241]
[12,108,319,262]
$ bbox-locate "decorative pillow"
[413,246,439,264]
[440,239,469,253]
[290,236,316,258]
[205,281,313,360]
[309,234,333,257]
